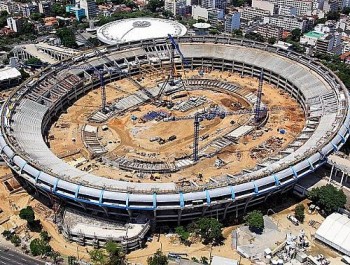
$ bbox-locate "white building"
[300,31,325,46]
[192,5,209,20]
[80,0,97,19]
[252,0,275,14]
[263,15,308,32]
[241,7,271,21]
[268,0,313,15]
[164,0,191,15]
[6,17,24,32]
[278,5,297,15]
[323,0,338,12]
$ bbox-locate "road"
[0,246,46,265]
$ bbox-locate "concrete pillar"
[329,164,334,183]
[341,171,345,186]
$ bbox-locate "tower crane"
[157,34,188,98]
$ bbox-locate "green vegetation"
[105,241,125,265]
[327,11,340,20]
[294,203,305,223]
[244,210,264,233]
[268,37,276,45]
[147,0,164,12]
[232,0,251,6]
[57,28,77,48]
[188,217,223,245]
[308,184,346,214]
[2,230,13,240]
[0,11,9,28]
[30,12,44,21]
[244,32,265,42]
[25,57,43,66]
[147,249,168,265]
[290,28,301,42]
[315,52,350,88]
[10,234,21,247]
[30,238,52,256]
[175,226,190,242]
[19,206,42,231]
[89,249,107,265]
[52,3,67,16]
[89,241,125,265]
[232,29,243,38]
[19,206,35,223]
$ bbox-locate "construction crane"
[254,71,264,123]
[158,34,188,98]
[164,105,295,162]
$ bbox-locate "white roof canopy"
[97,18,187,45]
[315,213,350,256]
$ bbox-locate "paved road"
[0,246,46,265]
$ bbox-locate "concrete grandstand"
[0,36,349,248]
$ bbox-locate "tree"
[189,217,223,245]
[57,28,77,48]
[175,226,190,242]
[244,210,264,233]
[89,249,107,265]
[20,68,30,79]
[30,12,43,21]
[30,238,52,256]
[40,231,50,242]
[26,57,42,66]
[11,234,21,247]
[343,7,350,15]
[105,241,125,265]
[232,29,243,37]
[268,37,276,44]
[327,11,340,20]
[290,28,301,42]
[52,3,66,16]
[308,184,346,214]
[147,249,168,265]
[200,256,209,265]
[19,206,35,223]
[294,203,305,223]
[2,230,13,240]
[147,0,164,12]
[49,251,61,264]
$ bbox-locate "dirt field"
[47,70,305,185]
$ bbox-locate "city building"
[38,1,51,16]
[256,24,283,39]
[300,30,325,46]
[192,5,209,20]
[278,5,297,15]
[268,0,313,15]
[21,3,39,17]
[252,0,276,14]
[323,0,338,12]
[224,11,241,32]
[0,1,19,14]
[315,32,342,55]
[66,5,86,21]
[263,15,309,32]
[241,7,270,21]
[6,17,24,32]
[208,8,224,25]
[164,0,191,16]
[79,0,97,19]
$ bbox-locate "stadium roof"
[0,66,21,82]
[315,213,350,256]
[96,18,187,45]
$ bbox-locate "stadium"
[0,33,350,248]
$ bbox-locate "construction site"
[48,69,305,186]
[0,34,349,254]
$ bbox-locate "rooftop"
[96,18,187,45]
[0,66,21,82]
[304,31,325,39]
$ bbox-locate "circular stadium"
[96,18,187,45]
[0,36,349,242]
